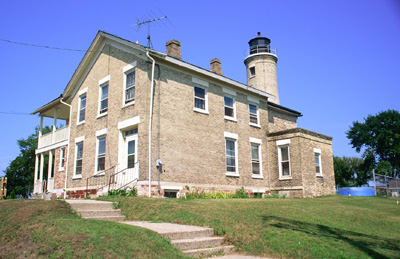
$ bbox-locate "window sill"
[94,171,105,176]
[316,174,323,178]
[224,116,237,122]
[122,100,135,109]
[279,177,292,181]
[193,108,209,115]
[58,168,65,172]
[226,172,240,177]
[252,175,264,179]
[249,123,261,128]
[96,112,108,119]
[72,175,82,180]
[77,121,85,126]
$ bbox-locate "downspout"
[155,63,162,195]
[146,50,156,197]
[60,99,72,199]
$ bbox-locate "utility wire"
[0,111,32,115]
[0,38,85,52]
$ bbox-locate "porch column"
[38,115,43,148]
[53,109,58,143]
[47,150,53,193]
[34,154,39,193]
[39,153,44,193]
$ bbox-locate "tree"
[347,109,400,177]
[333,156,371,187]
[3,126,51,197]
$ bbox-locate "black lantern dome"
[248,32,271,54]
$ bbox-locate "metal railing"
[85,166,116,197]
[243,46,277,58]
[108,164,139,191]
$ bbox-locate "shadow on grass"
[262,215,399,259]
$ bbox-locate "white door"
[126,134,138,180]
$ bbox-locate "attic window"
[250,67,256,77]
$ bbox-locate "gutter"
[59,99,72,199]
[146,50,156,197]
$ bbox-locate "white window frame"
[77,87,87,125]
[95,135,106,174]
[123,61,137,107]
[224,132,239,177]
[314,148,323,177]
[277,139,291,180]
[193,85,208,114]
[98,75,110,118]
[224,95,236,121]
[94,128,108,174]
[248,103,260,127]
[250,137,263,179]
[59,147,65,171]
[73,137,84,179]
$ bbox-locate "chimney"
[210,58,222,75]
[166,39,182,59]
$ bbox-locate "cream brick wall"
[61,42,334,198]
[67,45,152,189]
[268,128,336,197]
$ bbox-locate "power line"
[0,38,85,52]
[0,111,32,116]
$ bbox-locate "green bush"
[233,187,250,198]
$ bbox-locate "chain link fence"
[372,172,400,197]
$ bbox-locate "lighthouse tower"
[244,32,279,104]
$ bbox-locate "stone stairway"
[125,221,235,258]
[66,200,126,222]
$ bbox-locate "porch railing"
[38,126,70,149]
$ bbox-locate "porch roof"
[31,95,70,120]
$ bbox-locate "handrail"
[108,163,139,191]
[85,166,116,197]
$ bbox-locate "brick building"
[32,31,335,198]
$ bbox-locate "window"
[78,94,86,123]
[249,103,259,125]
[226,139,237,173]
[224,132,239,176]
[127,139,135,169]
[277,140,291,179]
[314,148,322,176]
[75,142,83,175]
[99,84,108,114]
[59,147,65,171]
[97,136,106,172]
[251,143,261,175]
[224,96,235,120]
[194,86,207,112]
[250,66,255,77]
[125,70,135,103]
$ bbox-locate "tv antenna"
[132,16,167,49]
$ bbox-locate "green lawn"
[0,199,188,259]
[99,195,400,259]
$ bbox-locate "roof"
[33,30,302,117]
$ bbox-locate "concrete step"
[171,236,224,250]
[183,245,235,258]
[82,215,126,222]
[77,209,123,218]
[162,228,214,240]
[66,200,115,210]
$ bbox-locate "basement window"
[164,190,178,198]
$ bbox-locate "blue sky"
[1,0,399,176]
